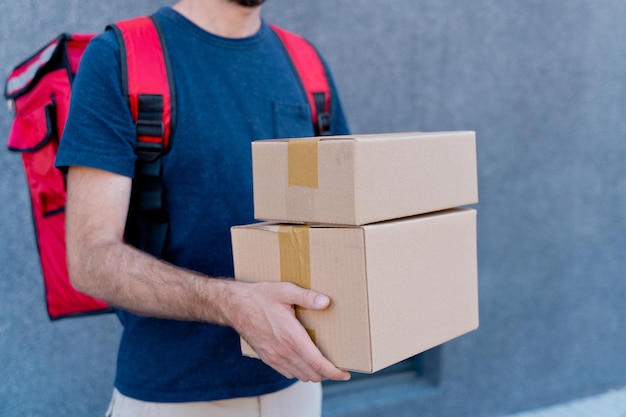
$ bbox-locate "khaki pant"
[105,381,321,417]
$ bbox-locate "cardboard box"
[252,131,478,226]
[231,208,479,373]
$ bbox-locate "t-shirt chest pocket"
[271,101,315,139]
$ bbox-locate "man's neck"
[172,0,262,38]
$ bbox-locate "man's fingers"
[278,323,351,382]
[269,347,350,382]
[305,356,351,382]
[298,334,351,382]
[252,316,350,382]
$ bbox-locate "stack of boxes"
[231,131,479,373]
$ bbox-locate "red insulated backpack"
[5,16,333,320]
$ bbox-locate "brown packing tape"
[288,138,319,188]
[278,225,316,342]
[278,225,311,290]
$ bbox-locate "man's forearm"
[70,238,233,324]
[65,166,239,324]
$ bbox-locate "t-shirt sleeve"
[55,30,138,177]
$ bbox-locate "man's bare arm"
[65,166,350,382]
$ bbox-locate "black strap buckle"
[135,93,166,161]
[312,91,331,136]
[135,136,164,162]
[317,112,332,136]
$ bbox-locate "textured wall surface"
[1,1,625,416]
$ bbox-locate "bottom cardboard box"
[231,208,479,373]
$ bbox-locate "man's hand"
[223,281,351,383]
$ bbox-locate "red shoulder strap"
[109,17,174,258]
[270,25,332,135]
[109,16,175,157]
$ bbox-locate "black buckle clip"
[135,135,164,163]
[317,112,331,136]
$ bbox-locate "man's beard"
[229,0,266,7]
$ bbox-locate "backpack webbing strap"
[109,16,176,258]
[270,25,332,136]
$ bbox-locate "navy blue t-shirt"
[56,7,349,402]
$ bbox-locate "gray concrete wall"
[2,1,625,416]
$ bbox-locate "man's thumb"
[296,289,330,310]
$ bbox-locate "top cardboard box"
[252,131,478,226]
